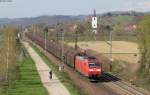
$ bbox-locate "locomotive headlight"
[89,69,94,71]
[96,69,101,72]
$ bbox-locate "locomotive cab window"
[89,63,100,68]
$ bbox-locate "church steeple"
[93,9,96,17]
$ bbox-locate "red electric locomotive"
[75,55,102,78]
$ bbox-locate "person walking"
[49,70,52,79]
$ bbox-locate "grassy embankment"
[0,47,48,95]
[31,43,88,95]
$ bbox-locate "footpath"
[23,42,70,95]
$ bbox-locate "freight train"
[26,32,103,79]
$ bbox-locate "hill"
[0,11,145,28]
[0,15,86,28]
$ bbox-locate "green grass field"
[31,44,88,95]
[0,50,48,95]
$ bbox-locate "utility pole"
[45,31,46,52]
[56,23,60,42]
[33,25,35,46]
[31,25,35,44]
[73,24,78,50]
[58,28,65,71]
[106,25,113,72]
[109,30,113,72]
[44,27,48,53]
[109,31,112,60]
[75,29,78,50]
[61,29,64,70]
[57,31,59,42]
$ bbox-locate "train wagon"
[66,49,78,68]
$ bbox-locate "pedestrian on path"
[49,70,52,79]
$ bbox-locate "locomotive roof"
[77,55,97,60]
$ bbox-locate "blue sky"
[0,0,150,18]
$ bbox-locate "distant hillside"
[0,15,86,28]
[0,11,146,28]
[99,11,144,17]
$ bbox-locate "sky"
[0,0,150,18]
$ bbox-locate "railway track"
[102,73,149,95]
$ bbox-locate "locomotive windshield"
[89,63,100,68]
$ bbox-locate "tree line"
[0,27,20,83]
[138,14,150,78]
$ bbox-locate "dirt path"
[23,42,70,95]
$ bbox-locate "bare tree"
[138,15,150,75]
